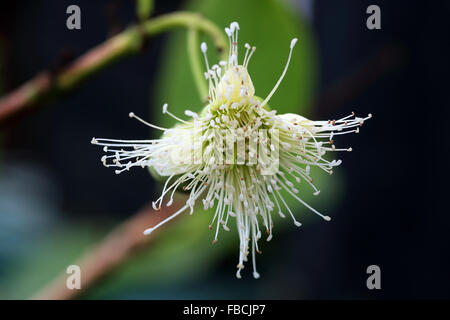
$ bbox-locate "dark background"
[0,0,449,299]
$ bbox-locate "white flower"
[91,22,371,279]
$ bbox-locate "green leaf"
[153,0,318,127]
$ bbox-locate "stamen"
[129,112,168,131]
[184,110,199,120]
[261,38,298,107]
[162,103,189,124]
[143,204,189,235]
[243,43,251,65]
[201,42,215,98]
[244,46,256,68]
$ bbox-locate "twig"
[32,199,186,300]
[0,12,228,125]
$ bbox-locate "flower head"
[91,22,371,279]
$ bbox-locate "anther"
[230,21,240,32]
[290,38,298,49]
[184,110,199,119]
[143,228,153,235]
[201,42,207,53]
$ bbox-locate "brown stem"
[0,12,227,125]
[32,199,185,300]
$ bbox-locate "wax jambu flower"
[91,22,371,279]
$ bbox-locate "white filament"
[261,38,298,108]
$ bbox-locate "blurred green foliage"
[1,223,107,299]
[137,0,154,22]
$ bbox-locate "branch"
[32,199,186,300]
[0,12,228,124]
